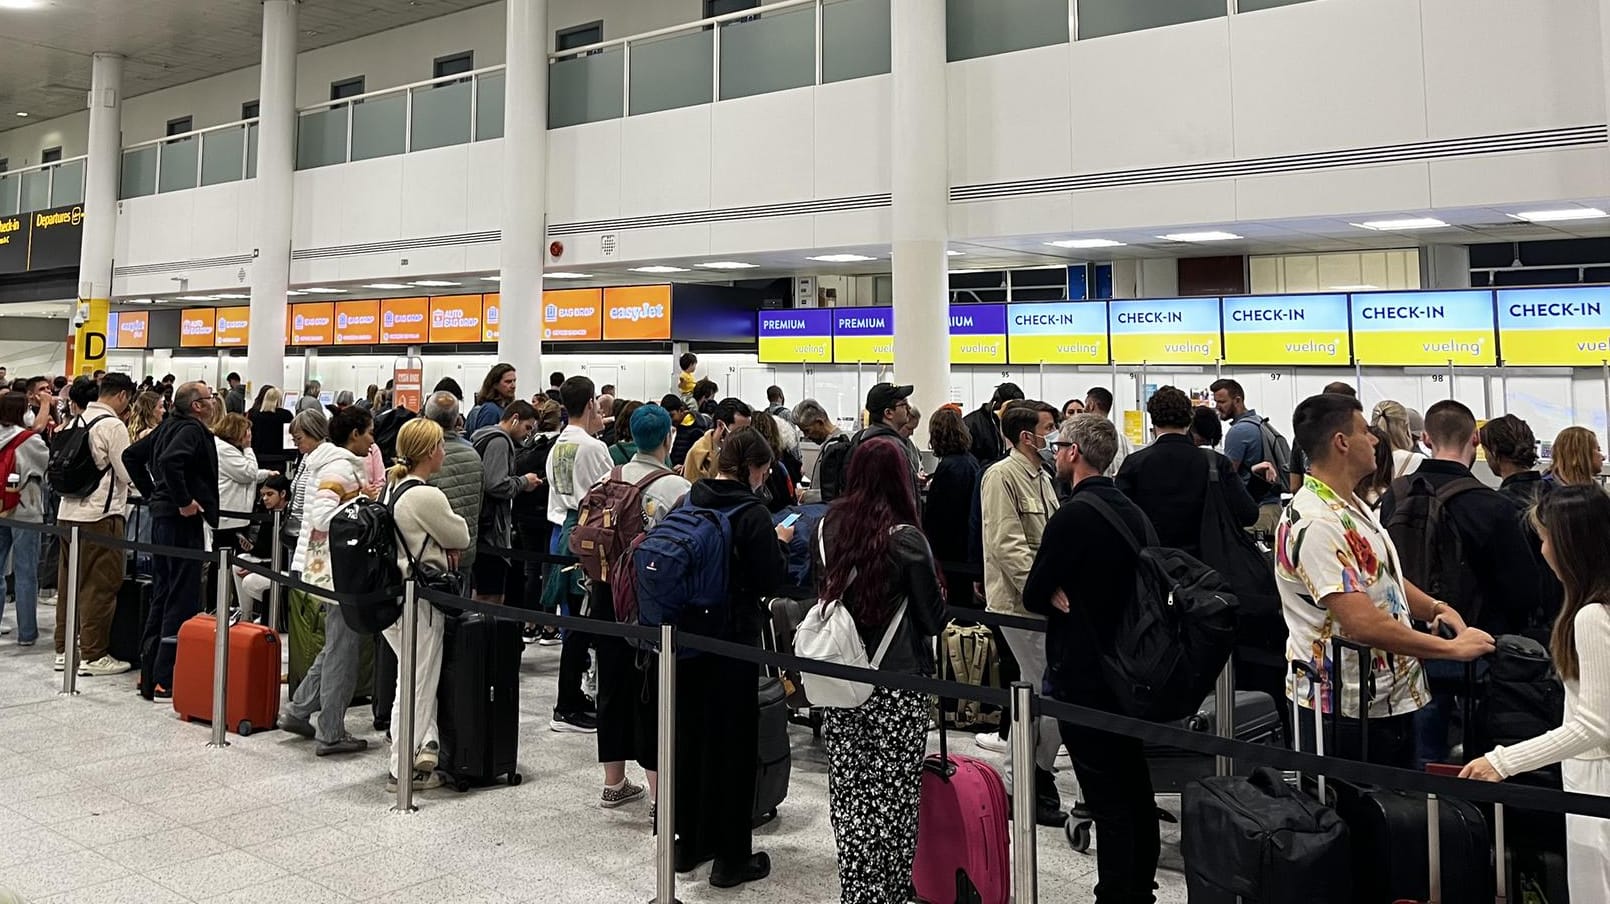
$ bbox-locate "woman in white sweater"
[213,413,275,546]
[1463,484,1610,898]
[382,417,469,792]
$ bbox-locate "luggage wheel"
[454,779,471,793]
[237,720,253,736]
[1065,819,1093,853]
[507,772,523,786]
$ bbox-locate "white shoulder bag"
[792,525,907,709]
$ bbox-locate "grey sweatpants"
[1000,625,1063,783]
[286,601,362,744]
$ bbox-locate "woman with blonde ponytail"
[379,417,469,793]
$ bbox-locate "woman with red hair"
[814,437,946,902]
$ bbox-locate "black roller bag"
[436,610,523,791]
[109,577,152,667]
[1148,689,1283,793]
[754,675,791,827]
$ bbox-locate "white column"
[1419,244,1471,289]
[497,0,549,382]
[890,0,950,439]
[71,53,122,377]
[247,0,297,395]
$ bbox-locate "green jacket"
[428,434,484,569]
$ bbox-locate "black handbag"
[1197,450,1280,618]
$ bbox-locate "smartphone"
[779,513,802,528]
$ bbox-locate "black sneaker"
[522,625,540,645]
[549,710,597,733]
[536,628,562,647]
[709,852,771,889]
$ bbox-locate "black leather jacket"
[814,514,945,676]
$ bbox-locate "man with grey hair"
[793,398,848,503]
[297,380,324,413]
[1024,412,1160,904]
[423,391,483,578]
[333,389,355,411]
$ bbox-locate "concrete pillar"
[497,0,549,387]
[1419,244,1472,289]
[247,0,297,395]
[890,0,949,442]
[70,53,122,377]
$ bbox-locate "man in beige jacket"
[981,399,1065,826]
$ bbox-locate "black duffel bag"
[1182,768,1351,903]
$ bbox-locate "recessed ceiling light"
[806,254,877,263]
[1044,238,1127,249]
[1351,217,1448,231]
[948,268,988,275]
[286,290,307,296]
[1510,207,1609,223]
[14,111,29,118]
[1158,231,1242,242]
[123,298,153,305]
[946,250,965,256]
[481,276,502,282]
[409,280,461,287]
[629,265,690,274]
[698,261,758,270]
[300,287,347,294]
[0,0,41,10]
[361,283,411,290]
[213,293,249,299]
[545,272,593,279]
[1330,285,1379,291]
[176,295,218,301]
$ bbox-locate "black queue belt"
[476,542,579,569]
[216,509,276,524]
[412,584,659,645]
[0,516,72,539]
[230,557,399,608]
[77,530,216,563]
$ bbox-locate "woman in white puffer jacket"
[213,413,275,551]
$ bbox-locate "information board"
[757,309,833,363]
[1222,293,1351,365]
[949,305,1007,365]
[482,294,500,342]
[380,297,429,344]
[603,285,672,341]
[832,306,894,364]
[179,308,215,348]
[334,300,380,345]
[428,295,484,343]
[214,307,250,347]
[1108,298,1221,365]
[1496,286,1610,366]
[1350,290,1496,366]
[115,312,147,349]
[542,288,602,341]
[1006,302,1109,365]
[290,302,335,346]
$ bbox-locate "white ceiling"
[0,0,498,128]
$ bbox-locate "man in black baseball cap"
[835,382,923,506]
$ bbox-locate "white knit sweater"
[1488,603,1610,779]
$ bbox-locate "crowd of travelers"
[2,356,1608,903]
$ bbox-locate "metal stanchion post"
[60,525,81,696]
[207,546,231,749]
[392,579,419,814]
[1215,659,1236,777]
[652,623,680,904]
[267,510,284,634]
[1009,681,1038,904]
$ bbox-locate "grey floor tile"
[388,874,525,904]
[2,847,130,900]
[0,825,84,870]
[245,824,381,871]
[52,803,179,847]
[94,825,235,870]
[304,847,444,900]
[31,874,194,904]
[199,874,356,904]
[8,785,131,826]
[143,848,287,900]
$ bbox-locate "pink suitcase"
[912,723,1010,904]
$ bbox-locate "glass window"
[411,79,472,151]
[330,77,365,102]
[823,0,891,83]
[200,125,246,186]
[1238,0,1317,11]
[1076,0,1224,40]
[433,51,474,79]
[351,92,407,160]
[166,117,193,137]
[158,137,199,193]
[296,107,349,169]
[556,21,603,51]
[20,169,49,211]
[246,122,259,178]
[548,46,624,128]
[630,28,712,116]
[41,146,63,164]
[0,173,16,215]
[50,158,84,206]
[474,71,504,140]
[242,100,260,120]
[0,158,8,173]
[120,147,158,199]
[706,0,759,16]
[719,5,814,100]
[947,0,1068,61]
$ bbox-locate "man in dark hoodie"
[964,382,1024,466]
[840,383,921,506]
[123,381,220,697]
[469,399,542,602]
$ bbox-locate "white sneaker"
[53,654,64,672]
[975,731,1010,754]
[79,655,132,677]
[582,663,598,700]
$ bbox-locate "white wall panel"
[1229,0,1427,158]
[813,76,892,198]
[546,120,623,223]
[619,106,712,216]
[336,158,406,245]
[813,208,891,248]
[464,140,505,232]
[710,88,816,208]
[186,183,251,261]
[950,194,1074,241]
[1420,0,1603,140]
[1428,146,1610,209]
[121,192,199,265]
[399,144,472,238]
[709,214,814,256]
[947,44,1073,186]
[1235,162,1432,222]
[1067,20,1233,174]
[1067,180,1237,232]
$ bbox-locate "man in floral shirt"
[1276,392,1494,766]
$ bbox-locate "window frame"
[241,100,260,120]
[555,20,604,52]
[40,147,63,164]
[432,51,475,80]
[165,116,193,137]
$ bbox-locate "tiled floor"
[0,603,1192,903]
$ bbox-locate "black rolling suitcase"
[437,611,523,791]
[108,577,152,666]
[373,637,397,732]
[754,676,791,827]
[1147,689,1284,792]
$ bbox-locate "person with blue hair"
[587,403,692,816]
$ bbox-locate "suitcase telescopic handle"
[1290,659,1327,802]
[1330,637,1376,763]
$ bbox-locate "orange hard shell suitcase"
[172,614,281,735]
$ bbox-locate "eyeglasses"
[1048,441,1075,453]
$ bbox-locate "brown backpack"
[569,467,678,585]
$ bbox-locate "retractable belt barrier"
[0,516,71,539]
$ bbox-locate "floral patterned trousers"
[822,687,930,904]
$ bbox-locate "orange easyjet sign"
[214,306,250,347]
[428,295,483,343]
[117,312,149,349]
[290,302,334,346]
[603,285,671,340]
[180,308,216,348]
[542,288,602,341]
[334,300,380,345]
[380,297,429,344]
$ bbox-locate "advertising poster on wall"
[380,297,429,344]
[179,308,216,348]
[333,300,381,345]
[290,302,335,346]
[427,295,483,343]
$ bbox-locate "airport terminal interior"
[4,0,1610,900]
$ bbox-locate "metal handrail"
[295,63,507,114]
[1,154,89,216]
[547,0,815,59]
[0,153,90,178]
[121,117,260,152]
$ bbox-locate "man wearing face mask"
[980,399,1065,826]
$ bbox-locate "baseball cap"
[866,382,914,415]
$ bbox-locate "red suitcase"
[172,614,281,736]
[913,722,1010,904]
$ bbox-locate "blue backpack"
[633,502,750,656]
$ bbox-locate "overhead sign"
[603,285,672,341]
[71,297,109,376]
[1350,290,1496,366]
[428,295,483,343]
[542,288,602,341]
[116,312,148,349]
[758,309,833,363]
[1495,286,1610,366]
[948,304,1007,365]
[214,306,250,347]
[333,300,380,345]
[0,204,84,275]
[1108,298,1222,365]
[1222,293,1351,365]
[832,306,894,364]
[179,308,216,348]
[107,312,120,348]
[482,293,500,342]
[1006,302,1109,365]
[380,297,429,344]
[290,302,335,346]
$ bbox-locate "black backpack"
[1248,413,1293,492]
[816,433,852,502]
[1197,449,1279,618]
[513,433,556,519]
[1384,474,1486,627]
[330,482,422,634]
[47,414,114,505]
[1075,493,1240,722]
[372,406,417,467]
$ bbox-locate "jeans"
[550,526,591,716]
[145,515,204,689]
[286,600,364,744]
[1414,658,1482,768]
[1061,720,1159,904]
[0,523,41,643]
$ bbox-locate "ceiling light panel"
[698,261,759,270]
[544,272,593,279]
[1158,231,1242,242]
[1510,208,1609,223]
[409,280,461,287]
[806,254,878,263]
[361,283,411,290]
[1351,218,1448,231]
[1044,238,1126,249]
[629,265,690,274]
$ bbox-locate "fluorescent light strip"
[544,272,593,279]
[409,280,461,287]
[629,265,690,274]
[1045,238,1126,249]
[361,283,411,289]
[946,250,965,256]
[1352,218,1448,231]
[299,287,348,294]
[1158,231,1242,242]
[806,254,877,263]
[698,261,758,270]
[1510,208,1609,223]
[176,295,218,301]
